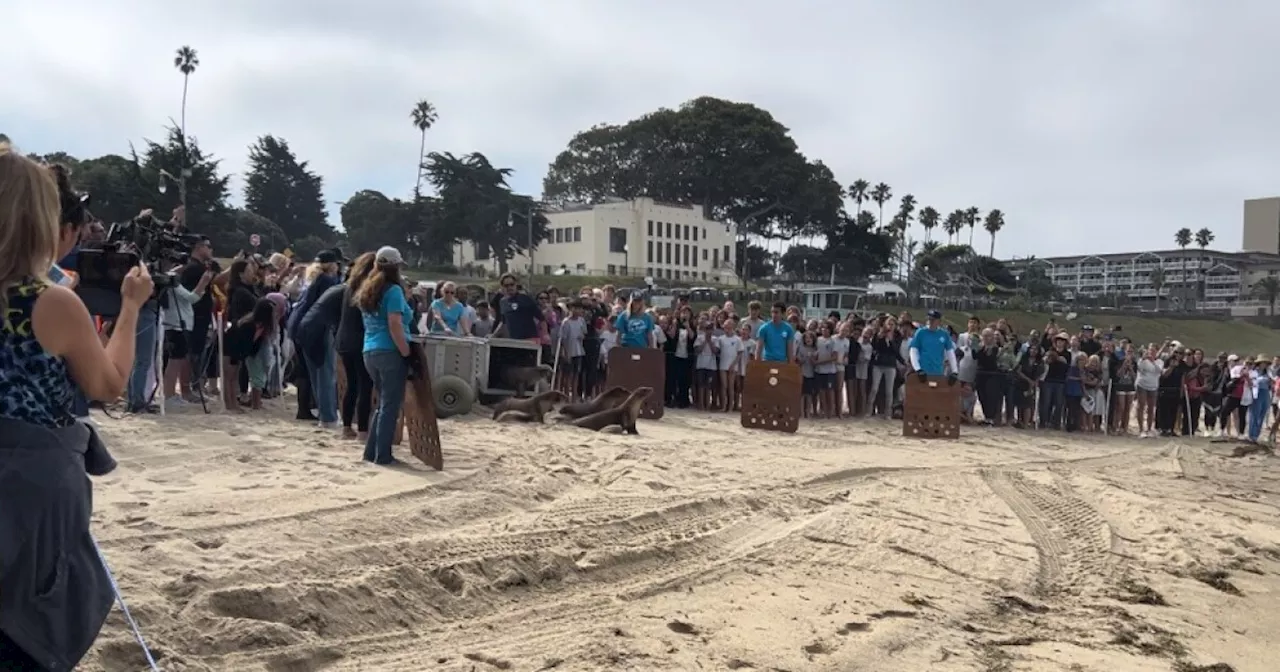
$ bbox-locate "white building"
[453,197,740,285]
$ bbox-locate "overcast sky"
[5,0,1279,259]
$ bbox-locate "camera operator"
[0,148,153,668]
[162,239,216,403]
[176,237,218,397]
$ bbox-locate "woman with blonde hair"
[0,147,154,668]
[355,246,412,465]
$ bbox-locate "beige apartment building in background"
[1242,197,1280,255]
[453,197,740,285]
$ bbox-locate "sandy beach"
[78,399,1279,672]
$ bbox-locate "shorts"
[697,368,717,386]
[815,373,836,390]
[164,329,189,359]
[803,376,817,395]
[570,355,584,375]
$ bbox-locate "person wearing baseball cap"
[354,245,413,465]
[909,309,958,384]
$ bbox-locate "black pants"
[1182,397,1202,436]
[1203,394,1222,430]
[340,351,373,432]
[292,343,314,419]
[0,630,44,671]
[1155,388,1181,433]
[1221,396,1249,434]
[581,339,601,394]
[1064,395,1082,432]
[674,356,692,408]
[664,352,679,405]
[976,371,1002,423]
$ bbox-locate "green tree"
[1252,276,1280,315]
[426,151,548,274]
[137,127,232,234]
[340,190,413,256]
[1195,227,1214,250]
[290,235,330,263]
[243,135,331,242]
[1020,264,1058,301]
[919,206,939,242]
[228,209,287,254]
[1174,227,1192,250]
[944,209,965,245]
[1174,227,1192,308]
[779,244,825,281]
[734,242,774,280]
[543,97,820,236]
[411,99,439,197]
[870,182,892,229]
[983,209,1005,258]
[1149,267,1166,311]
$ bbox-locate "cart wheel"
[433,374,473,418]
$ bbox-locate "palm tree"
[849,180,870,215]
[896,194,916,232]
[1253,276,1280,315]
[965,206,981,249]
[983,209,1005,258]
[1195,227,1214,250]
[870,183,892,229]
[173,46,199,137]
[1149,267,1166,311]
[1173,227,1192,309]
[411,99,440,197]
[944,210,965,244]
[919,206,940,242]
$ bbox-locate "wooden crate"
[902,374,961,439]
[740,360,802,434]
[606,347,666,420]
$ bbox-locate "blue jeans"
[363,350,408,464]
[1038,381,1065,430]
[127,302,158,409]
[302,332,338,423]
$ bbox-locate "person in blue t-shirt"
[908,309,958,382]
[428,281,469,335]
[755,301,796,363]
[614,294,655,348]
[356,246,413,465]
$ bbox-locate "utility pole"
[508,204,537,287]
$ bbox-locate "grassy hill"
[864,304,1279,358]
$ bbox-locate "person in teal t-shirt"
[614,294,655,348]
[755,301,796,362]
[358,246,413,465]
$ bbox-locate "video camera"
[76,212,209,317]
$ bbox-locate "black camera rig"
[75,213,207,316]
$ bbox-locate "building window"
[656,242,663,263]
[647,240,654,262]
[608,264,616,275]
[666,222,672,238]
[474,242,490,261]
[713,248,718,267]
[723,245,730,263]
[692,245,698,268]
[693,227,699,242]
[647,219,653,236]
[609,227,627,253]
[665,242,672,264]
[573,227,581,242]
[575,263,586,272]
[702,227,706,239]
[702,271,706,280]
[703,249,708,261]
[554,228,563,243]
[683,244,689,266]
[542,265,551,275]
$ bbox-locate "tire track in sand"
[980,468,1121,595]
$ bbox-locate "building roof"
[1003,248,1280,266]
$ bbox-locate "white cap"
[1227,354,1239,361]
[375,246,404,265]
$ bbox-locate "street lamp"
[508,203,541,286]
[623,243,629,277]
[157,167,191,228]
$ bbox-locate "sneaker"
[319,420,342,430]
[165,396,186,406]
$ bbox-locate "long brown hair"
[0,144,61,314]
[353,260,403,312]
[344,252,376,299]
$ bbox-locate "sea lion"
[571,387,652,435]
[492,390,567,423]
[557,386,632,420]
[502,364,553,397]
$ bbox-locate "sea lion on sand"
[558,386,631,420]
[492,390,567,423]
[571,387,652,434]
[502,364,553,397]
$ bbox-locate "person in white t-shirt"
[831,322,852,417]
[694,321,720,410]
[736,322,755,408]
[717,317,743,412]
[1135,346,1163,437]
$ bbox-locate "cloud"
[4,0,1279,258]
